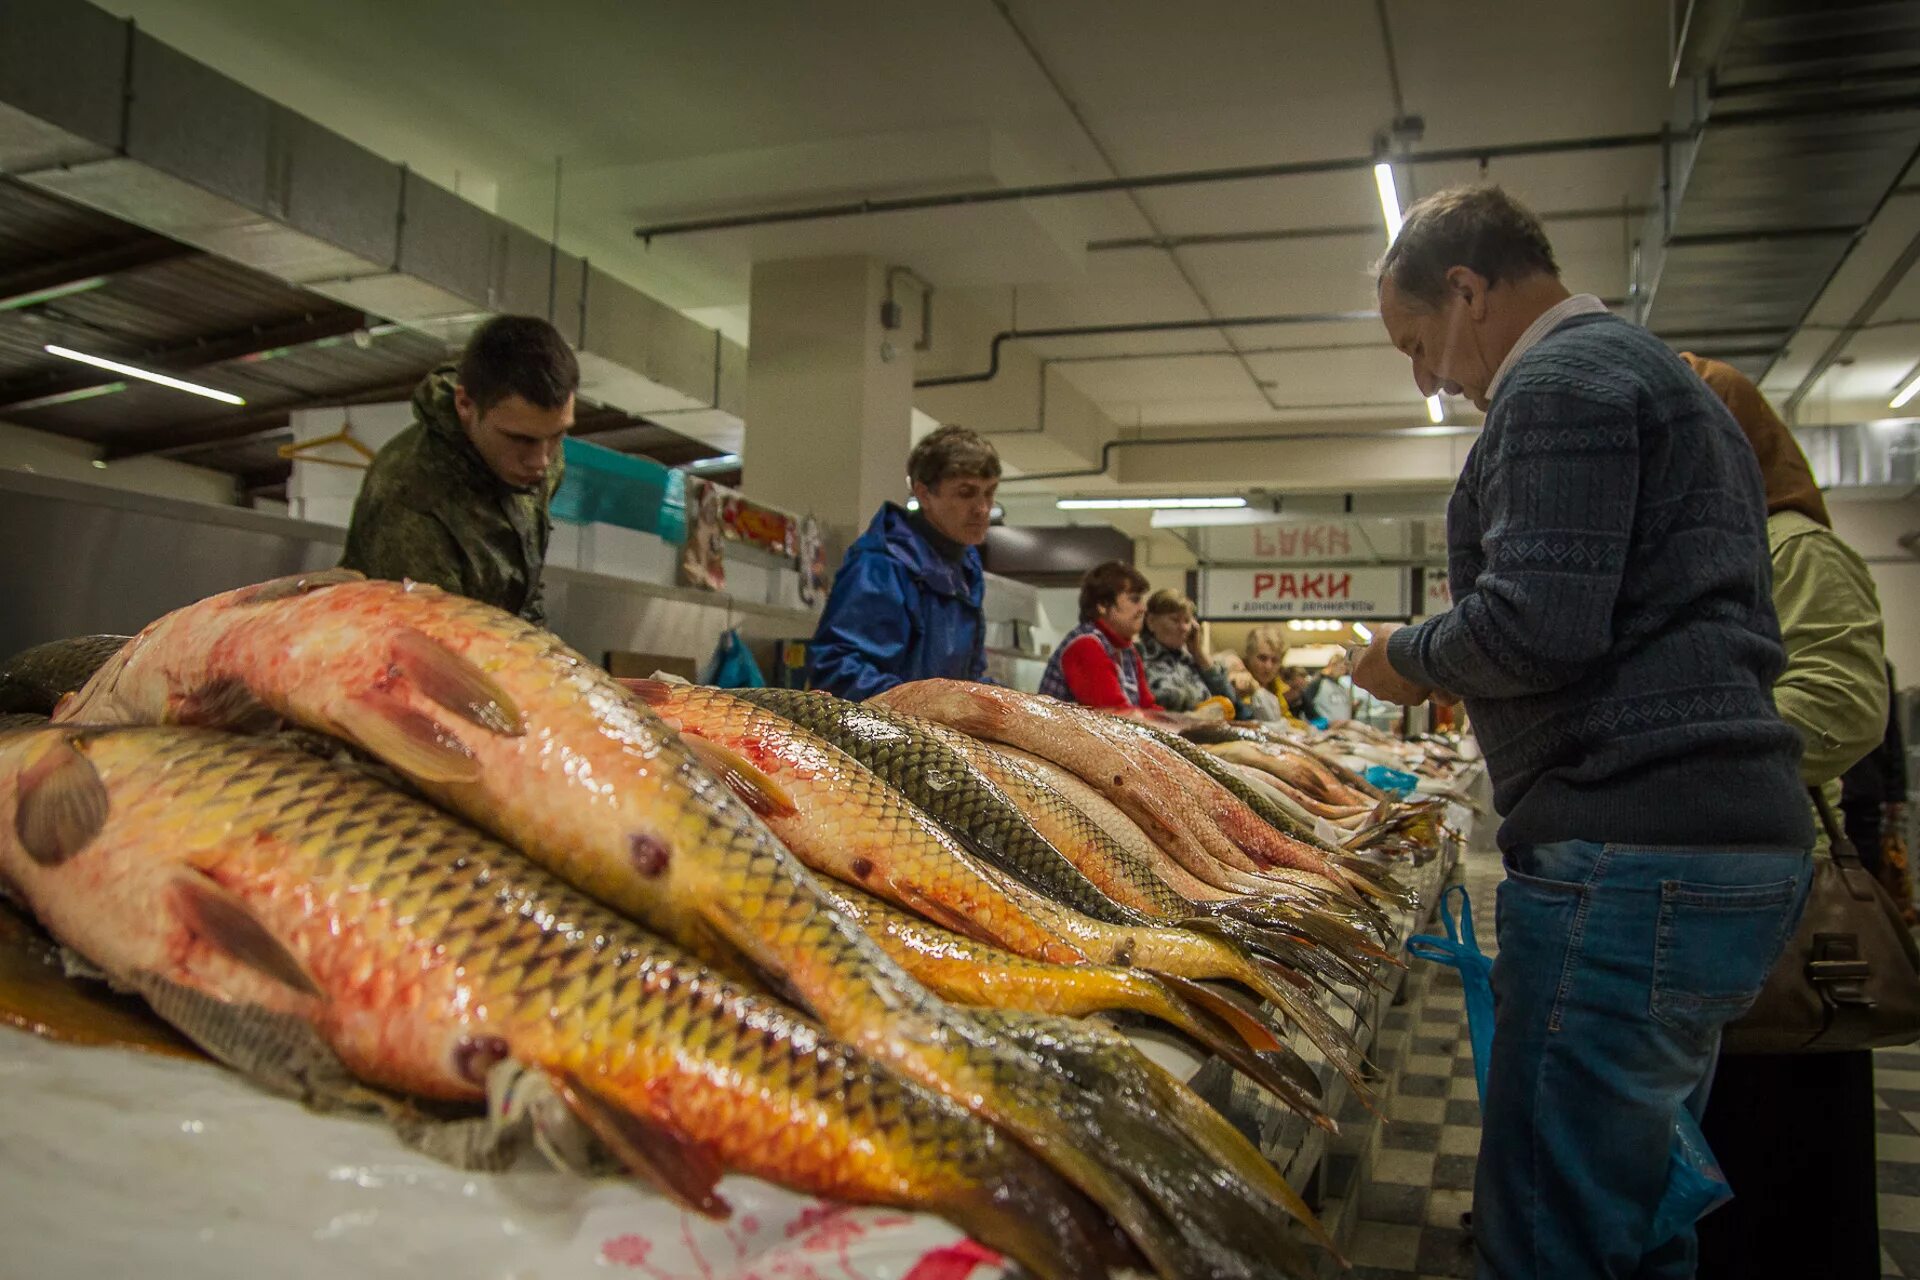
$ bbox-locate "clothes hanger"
[278,412,376,470]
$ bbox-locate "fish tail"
[1188,913,1384,1002]
[1155,975,1335,1126]
[990,1013,1331,1278]
[1335,852,1420,910]
[942,1142,1136,1280]
[1115,923,1373,1097]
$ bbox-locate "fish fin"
[14,731,107,866]
[333,692,479,785]
[175,676,282,734]
[169,869,320,998]
[616,677,675,707]
[680,735,796,818]
[230,567,364,606]
[943,1144,1131,1280]
[1335,853,1418,909]
[988,1011,1329,1276]
[389,629,524,737]
[1154,973,1282,1052]
[547,1067,730,1219]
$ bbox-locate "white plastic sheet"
[0,1026,1015,1280]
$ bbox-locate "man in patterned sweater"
[1350,186,1813,1280]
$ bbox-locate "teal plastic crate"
[550,437,687,543]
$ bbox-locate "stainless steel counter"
[0,469,819,667]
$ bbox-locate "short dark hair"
[1079,560,1149,623]
[457,315,580,413]
[1374,185,1559,309]
[908,425,1001,490]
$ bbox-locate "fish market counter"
[0,1025,1004,1279]
[1136,835,1460,1273]
[0,844,1458,1280]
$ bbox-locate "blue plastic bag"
[1363,764,1420,799]
[699,629,766,689]
[1405,884,1496,1101]
[1406,884,1731,1247]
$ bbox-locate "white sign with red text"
[1198,566,1413,619]
[1198,518,1412,564]
[1423,571,1453,615]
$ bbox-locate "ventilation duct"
[0,0,745,450]
[1633,0,1920,381]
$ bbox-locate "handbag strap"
[1809,786,1859,861]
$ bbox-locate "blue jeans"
[1474,841,1811,1280]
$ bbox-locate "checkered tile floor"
[1341,848,1917,1280]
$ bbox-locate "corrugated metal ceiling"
[0,177,724,489]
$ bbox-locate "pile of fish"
[0,572,1427,1280]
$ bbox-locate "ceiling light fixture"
[1056,496,1247,511]
[1426,394,1445,423]
[1891,370,1920,410]
[1353,622,1374,643]
[684,452,741,474]
[1373,162,1405,244]
[42,344,245,406]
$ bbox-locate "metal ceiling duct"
[1634,0,1920,381]
[0,0,745,449]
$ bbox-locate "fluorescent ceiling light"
[1891,371,1920,410]
[1426,395,1445,423]
[1373,162,1404,244]
[1148,506,1277,528]
[685,452,740,474]
[0,276,107,312]
[1353,622,1374,643]
[43,344,245,406]
[1057,496,1247,511]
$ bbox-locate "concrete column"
[742,257,913,549]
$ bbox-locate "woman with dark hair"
[1683,353,1888,1280]
[1038,561,1158,710]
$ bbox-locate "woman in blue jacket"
[807,426,1000,700]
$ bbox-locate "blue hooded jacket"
[808,503,987,700]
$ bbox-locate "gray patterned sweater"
[1388,313,1813,853]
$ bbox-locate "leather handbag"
[1722,789,1920,1054]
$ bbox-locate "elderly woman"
[1137,589,1239,713]
[1683,354,1889,1280]
[1038,561,1158,710]
[1240,625,1301,723]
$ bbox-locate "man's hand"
[1351,624,1432,706]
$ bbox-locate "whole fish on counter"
[811,878,1331,1126]
[730,686,1376,1094]
[874,681,1391,905]
[56,572,1319,1280]
[637,679,1368,1093]
[0,635,129,715]
[0,724,1120,1280]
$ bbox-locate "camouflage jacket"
[339,366,563,624]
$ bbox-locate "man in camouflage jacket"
[341,316,577,625]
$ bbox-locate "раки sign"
[1196,566,1412,620]
[1251,571,1353,600]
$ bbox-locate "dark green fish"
[0,636,130,715]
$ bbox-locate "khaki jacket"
[339,366,562,624]
[1768,510,1887,852]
